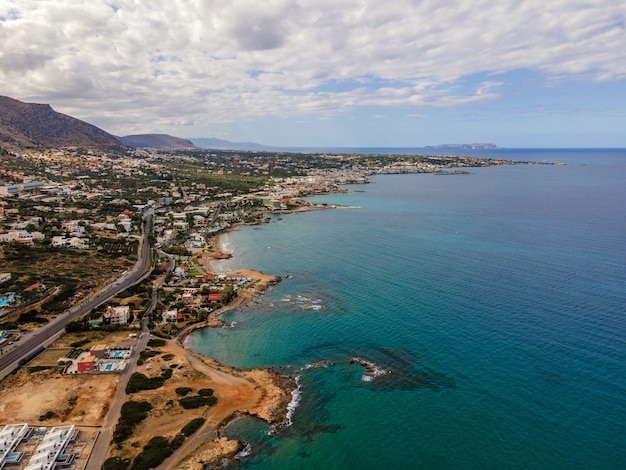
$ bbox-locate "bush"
[103,457,131,470]
[130,436,173,470]
[70,339,91,348]
[39,410,57,421]
[169,433,185,450]
[161,353,175,361]
[197,388,214,397]
[147,338,166,348]
[126,373,164,394]
[178,395,217,410]
[160,368,173,380]
[181,417,205,437]
[175,387,193,396]
[113,401,152,444]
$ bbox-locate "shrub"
[70,339,91,348]
[130,436,173,470]
[175,387,193,396]
[39,410,57,421]
[169,433,185,450]
[181,418,205,437]
[178,395,217,410]
[197,388,214,397]
[161,353,175,361]
[113,401,152,444]
[103,457,131,470]
[126,373,164,394]
[147,338,166,348]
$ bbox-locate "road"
[85,317,150,470]
[85,244,175,469]
[0,213,153,381]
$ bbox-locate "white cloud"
[0,0,624,136]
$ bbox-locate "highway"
[0,213,153,381]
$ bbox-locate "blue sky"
[1,0,625,147]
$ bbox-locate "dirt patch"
[0,368,119,425]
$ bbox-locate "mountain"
[0,95,124,150]
[119,134,197,149]
[189,137,273,151]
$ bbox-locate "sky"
[1,0,625,148]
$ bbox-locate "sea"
[186,149,626,469]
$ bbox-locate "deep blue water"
[187,149,626,469]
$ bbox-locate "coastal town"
[0,145,545,469]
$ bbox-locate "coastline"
[172,224,295,468]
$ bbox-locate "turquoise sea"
[187,149,626,469]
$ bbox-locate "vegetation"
[130,436,173,470]
[125,372,165,394]
[147,338,166,348]
[178,394,217,409]
[169,433,185,450]
[197,388,214,397]
[175,387,193,396]
[103,457,131,470]
[38,410,57,421]
[181,417,205,436]
[113,401,153,444]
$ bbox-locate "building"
[89,344,110,358]
[0,273,10,285]
[103,305,130,325]
[25,425,75,470]
[0,423,29,469]
[162,309,179,322]
[77,355,96,372]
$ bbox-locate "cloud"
[0,0,624,136]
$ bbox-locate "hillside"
[118,134,197,149]
[0,95,125,150]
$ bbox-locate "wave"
[235,443,252,460]
[350,356,391,382]
[285,375,302,426]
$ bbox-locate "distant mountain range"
[118,134,196,149]
[0,95,498,152]
[188,137,274,151]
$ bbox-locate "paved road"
[0,214,152,382]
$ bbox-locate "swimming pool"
[0,294,15,307]
[105,364,113,371]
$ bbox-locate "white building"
[25,425,75,470]
[0,423,29,468]
[104,305,130,325]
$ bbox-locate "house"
[89,344,109,358]
[162,309,179,322]
[77,355,96,372]
[0,273,10,284]
[174,266,188,278]
[208,293,222,302]
[103,305,130,325]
